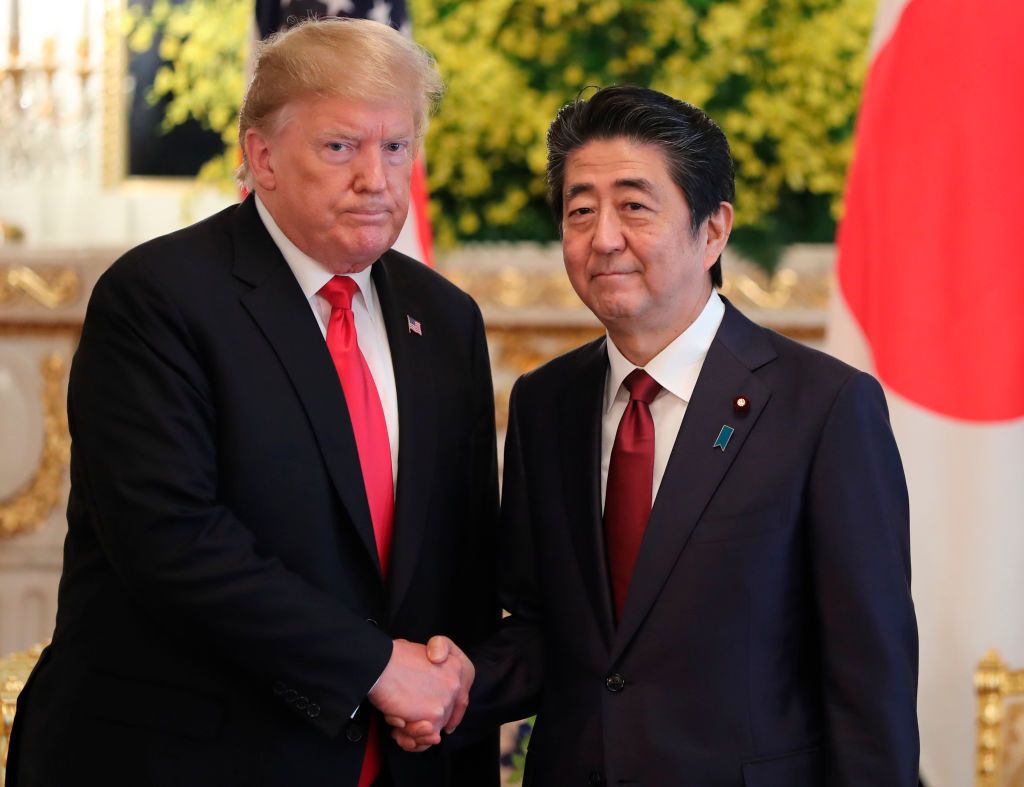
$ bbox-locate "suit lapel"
[371,257,439,619]
[611,301,776,662]
[558,338,617,648]
[231,197,382,577]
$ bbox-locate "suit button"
[345,722,364,742]
[295,696,309,710]
[283,689,298,703]
[307,703,321,719]
[272,681,286,695]
[605,673,625,693]
[588,772,604,786]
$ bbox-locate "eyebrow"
[564,178,657,201]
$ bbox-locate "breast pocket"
[690,505,787,544]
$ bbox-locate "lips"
[346,208,391,223]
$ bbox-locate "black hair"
[546,85,735,287]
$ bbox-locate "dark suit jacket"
[467,300,919,786]
[7,196,500,787]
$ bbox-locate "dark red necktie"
[604,368,662,622]
[318,276,393,787]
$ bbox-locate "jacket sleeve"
[68,262,393,739]
[806,371,920,785]
[458,377,546,735]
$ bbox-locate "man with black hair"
[397,85,919,786]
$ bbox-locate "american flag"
[254,0,435,267]
[406,315,422,336]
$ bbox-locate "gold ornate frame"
[976,649,1024,786]
[99,0,201,191]
[0,353,70,539]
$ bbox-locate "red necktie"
[318,276,393,787]
[604,369,662,622]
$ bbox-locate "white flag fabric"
[828,1,1024,785]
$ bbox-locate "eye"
[624,202,646,211]
[568,206,594,217]
[326,141,349,152]
[384,141,408,153]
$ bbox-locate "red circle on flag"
[837,0,1024,422]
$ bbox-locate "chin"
[591,294,640,322]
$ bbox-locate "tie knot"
[318,275,359,311]
[623,368,661,405]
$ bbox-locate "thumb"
[426,635,452,664]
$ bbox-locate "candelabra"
[1,0,101,244]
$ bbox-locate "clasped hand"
[367,635,473,753]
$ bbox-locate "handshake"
[368,636,474,753]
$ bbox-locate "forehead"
[278,94,415,136]
[564,137,673,188]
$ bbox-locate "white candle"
[11,0,20,42]
[81,0,91,61]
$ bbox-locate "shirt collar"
[604,289,725,412]
[255,195,376,307]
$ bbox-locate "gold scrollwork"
[1,641,47,778]
[0,266,81,310]
[719,267,831,311]
[975,649,1024,787]
[447,268,585,312]
[0,355,70,539]
[487,326,604,430]
[450,264,831,314]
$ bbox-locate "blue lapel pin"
[713,425,735,451]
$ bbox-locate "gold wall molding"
[102,0,128,189]
[976,649,1024,787]
[447,267,586,312]
[1,641,47,778]
[441,243,834,318]
[720,266,831,312]
[454,264,832,315]
[0,355,71,540]
[0,266,81,310]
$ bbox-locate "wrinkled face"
[248,95,416,273]
[561,137,726,338]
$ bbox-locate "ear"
[702,201,734,272]
[244,127,277,192]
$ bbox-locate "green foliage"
[126,0,876,268]
[504,718,533,782]
[412,0,876,266]
[124,0,250,189]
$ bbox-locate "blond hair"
[237,17,444,186]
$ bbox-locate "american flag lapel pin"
[407,314,423,336]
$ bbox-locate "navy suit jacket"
[467,299,919,786]
[7,196,500,787]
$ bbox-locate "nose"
[592,210,625,255]
[353,147,386,193]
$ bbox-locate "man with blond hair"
[7,18,499,787]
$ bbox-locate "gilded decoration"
[0,642,46,779]
[0,267,81,310]
[487,326,604,429]
[101,0,127,189]
[447,267,585,313]
[975,649,1024,787]
[0,355,70,540]
[444,244,833,432]
[447,253,832,319]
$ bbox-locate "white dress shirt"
[255,197,399,486]
[601,290,725,509]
